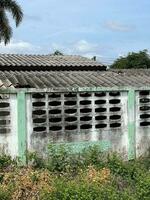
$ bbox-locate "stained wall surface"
[0,94,18,157]
[1,89,150,162]
[27,91,128,159]
[136,91,150,157]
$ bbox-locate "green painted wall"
[128,90,136,160]
[51,140,112,153]
[17,91,27,165]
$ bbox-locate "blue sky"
[0,0,150,64]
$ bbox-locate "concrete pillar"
[128,89,136,160]
[17,91,27,165]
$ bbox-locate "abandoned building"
[0,54,150,163]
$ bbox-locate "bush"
[0,187,11,200]
[27,151,46,169]
[16,145,150,199]
[0,154,16,169]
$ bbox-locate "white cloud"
[50,40,104,61]
[73,40,98,53]
[51,40,99,55]
[104,21,135,32]
[0,40,41,54]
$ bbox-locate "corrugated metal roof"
[0,54,105,71]
[1,69,150,89]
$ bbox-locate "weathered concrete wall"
[0,94,18,157]
[1,88,150,163]
[27,91,128,159]
[136,90,150,157]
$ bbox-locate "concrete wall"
[136,90,150,157]
[27,91,128,159]
[1,88,150,164]
[0,94,18,157]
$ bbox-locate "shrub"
[27,151,45,169]
[0,154,16,170]
[81,145,106,168]
[0,146,149,199]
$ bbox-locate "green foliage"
[81,145,106,168]
[111,49,150,69]
[52,50,64,56]
[46,144,84,174]
[27,145,106,174]
[0,189,11,200]
[1,145,149,199]
[0,0,23,44]
[0,154,16,169]
[27,151,45,169]
[47,180,115,200]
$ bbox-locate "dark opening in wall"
[80,108,92,113]
[0,103,9,108]
[109,92,120,97]
[140,122,150,127]
[33,118,46,124]
[49,109,61,115]
[50,126,62,131]
[65,125,77,130]
[49,93,61,98]
[95,116,107,120]
[139,98,150,103]
[33,110,46,115]
[64,101,76,106]
[49,101,61,106]
[95,107,106,113]
[80,100,91,105]
[80,93,91,97]
[49,118,61,123]
[80,124,92,129]
[140,114,150,119]
[109,99,121,104]
[64,93,76,98]
[65,117,77,122]
[33,127,46,132]
[0,120,10,125]
[95,100,106,105]
[110,107,121,112]
[65,109,77,114]
[32,93,45,99]
[0,111,10,116]
[32,102,45,107]
[80,116,92,121]
[110,123,121,128]
[140,106,150,111]
[110,115,121,120]
[139,91,149,96]
[0,128,10,134]
[95,92,106,97]
[95,124,107,129]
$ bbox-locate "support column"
[128,89,136,160]
[17,91,27,165]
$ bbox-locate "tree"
[52,50,64,56]
[0,0,23,44]
[110,50,150,69]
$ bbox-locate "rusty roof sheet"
[1,69,150,89]
[0,54,105,71]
